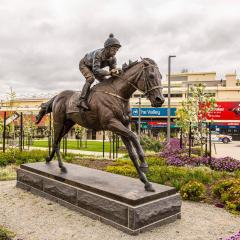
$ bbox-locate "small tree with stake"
[175,83,216,155]
[23,113,37,150]
[74,125,87,148]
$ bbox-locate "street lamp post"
[167,55,176,144]
[138,96,141,140]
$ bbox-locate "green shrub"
[0,226,15,239]
[140,136,163,152]
[145,156,166,167]
[191,146,202,156]
[212,178,240,211]
[0,157,8,167]
[234,169,240,178]
[0,165,17,181]
[0,149,48,166]
[180,180,206,201]
[0,149,16,166]
[106,165,137,178]
[106,156,228,191]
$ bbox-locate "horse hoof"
[140,162,149,173]
[46,157,51,163]
[60,166,67,173]
[145,183,155,192]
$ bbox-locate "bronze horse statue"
[37,58,164,192]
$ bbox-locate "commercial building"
[131,72,240,139]
[1,71,240,140]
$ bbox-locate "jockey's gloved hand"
[110,69,121,76]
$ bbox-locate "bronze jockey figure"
[78,33,121,109]
[35,33,121,124]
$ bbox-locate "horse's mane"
[142,58,157,66]
[122,59,139,71]
[91,58,158,90]
[122,58,157,71]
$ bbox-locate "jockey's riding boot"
[35,106,46,124]
[77,82,91,110]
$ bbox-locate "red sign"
[207,102,240,121]
[148,121,175,126]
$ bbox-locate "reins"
[127,64,163,97]
[95,60,163,102]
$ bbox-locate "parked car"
[210,131,232,144]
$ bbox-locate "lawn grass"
[31,139,123,152]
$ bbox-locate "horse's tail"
[35,95,57,124]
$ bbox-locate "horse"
[37,58,165,192]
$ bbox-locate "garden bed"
[0,145,239,214]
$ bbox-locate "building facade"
[130,72,240,139]
[1,71,240,140]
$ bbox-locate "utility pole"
[138,96,141,140]
[19,112,23,152]
[167,55,176,144]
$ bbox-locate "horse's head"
[130,58,165,107]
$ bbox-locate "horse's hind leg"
[46,148,56,163]
[46,120,74,164]
[54,120,75,172]
[55,141,66,172]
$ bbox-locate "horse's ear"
[141,58,149,66]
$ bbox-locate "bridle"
[127,62,163,98]
[94,60,163,102]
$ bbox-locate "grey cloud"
[0,0,240,98]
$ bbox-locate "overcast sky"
[0,0,239,99]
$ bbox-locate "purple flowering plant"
[160,138,240,172]
[223,231,240,240]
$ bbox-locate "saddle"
[66,91,83,113]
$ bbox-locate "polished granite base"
[16,162,181,235]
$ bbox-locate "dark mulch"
[70,157,115,170]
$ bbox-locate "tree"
[0,116,3,143]
[5,87,17,147]
[74,125,87,148]
[23,113,37,149]
[175,83,216,154]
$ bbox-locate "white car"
[210,131,232,144]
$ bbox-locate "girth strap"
[93,90,129,102]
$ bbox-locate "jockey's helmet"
[104,33,121,48]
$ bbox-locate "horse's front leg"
[108,120,155,192]
[121,136,155,192]
[124,124,149,173]
[130,135,149,172]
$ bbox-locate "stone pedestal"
[16,162,181,235]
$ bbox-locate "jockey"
[78,33,121,110]
[35,33,121,124]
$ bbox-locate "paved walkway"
[29,146,125,158]
[0,181,239,240]
[2,141,240,160]
[212,141,240,160]
[0,144,125,159]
